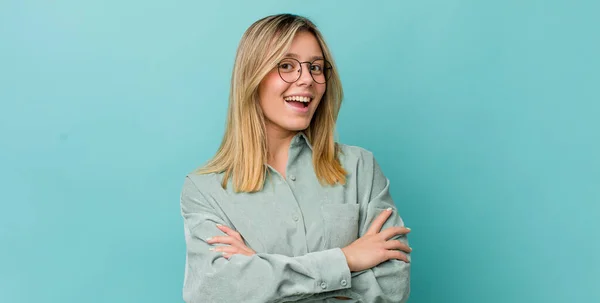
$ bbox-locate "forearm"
[347,259,410,303]
[183,243,352,303]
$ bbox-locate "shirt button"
[341,279,347,286]
[289,175,296,181]
[292,214,299,221]
[320,282,327,289]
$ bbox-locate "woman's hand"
[341,208,412,272]
[207,224,256,259]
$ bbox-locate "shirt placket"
[271,136,309,255]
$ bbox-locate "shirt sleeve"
[333,151,412,303]
[179,176,352,303]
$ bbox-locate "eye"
[310,64,323,74]
[278,59,298,72]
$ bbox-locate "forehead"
[285,31,323,60]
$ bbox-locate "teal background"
[1,0,598,302]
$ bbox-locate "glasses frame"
[276,58,333,84]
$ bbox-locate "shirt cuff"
[312,248,352,293]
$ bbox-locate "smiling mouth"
[284,95,312,108]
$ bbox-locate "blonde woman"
[180,14,412,303]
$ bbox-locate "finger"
[216,224,243,242]
[365,208,393,235]
[217,225,252,252]
[206,236,239,245]
[221,252,250,259]
[383,239,412,253]
[210,246,239,254]
[385,249,410,263]
[208,236,254,252]
[211,246,253,259]
[241,245,256,255]
[379,226,411,240]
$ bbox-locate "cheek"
[318,84,327,97]
[259,72,288,100]
[313,84,327,105]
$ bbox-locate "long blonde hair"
[197,14,347,192]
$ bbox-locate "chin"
[285,125,309,132]
[283,121,311,132]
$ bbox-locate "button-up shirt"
[180,132,410,302]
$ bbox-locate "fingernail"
[406,227,411,231]
[216,224,223,227]
[206,237,213,241]
[386,207,392,212]
[209,247,215,251]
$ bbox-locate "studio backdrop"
[1,0,598,302]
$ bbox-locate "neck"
[265,123,298,166]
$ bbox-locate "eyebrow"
[285,53,324,61]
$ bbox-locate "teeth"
[284,96,312,103]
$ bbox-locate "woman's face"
[258,31,327,135]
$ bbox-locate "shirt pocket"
[320,203,360,249]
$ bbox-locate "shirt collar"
[292,131,313,150]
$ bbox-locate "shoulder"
[182,169,226,195]
[336,141,389,178]
[335,142,385,182]
[336,142,377,167]
[335,142,389,199]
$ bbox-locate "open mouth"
[284,95,312,109]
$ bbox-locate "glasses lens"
[310,59,332,84]
[277,58,332,84]
[278,58,300,83]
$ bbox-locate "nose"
[295,62,314,86]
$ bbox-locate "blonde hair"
[197,14,346,192]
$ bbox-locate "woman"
[180,14,412,303]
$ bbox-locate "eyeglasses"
[277,58,332,84]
